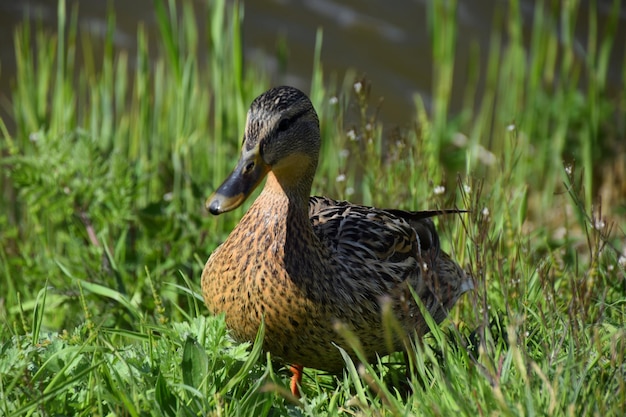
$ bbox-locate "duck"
[201,86,473,397]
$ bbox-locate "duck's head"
[206,86,321,215]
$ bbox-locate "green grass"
[1,0,625,415]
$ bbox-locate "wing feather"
[309,196,432,287]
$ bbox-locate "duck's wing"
[376,205,473,318]
[308,196,439,284]
[309,196,465,255]
[381,208,468,254]
[308,196,471,327]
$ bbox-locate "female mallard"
[202,86,472,396]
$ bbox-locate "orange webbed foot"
[289,364,304,398]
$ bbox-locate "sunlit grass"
[1,0,625,415]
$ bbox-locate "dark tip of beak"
[207,198,222,215]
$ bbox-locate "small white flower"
[608,264,614,272]
[618,255,626,268]
[452,133,468,147]
[507,123,516,132]
[346,129,357,141]
[163,192,174,202]
[63,187,71,195]
[463,184,471,193]
[477,144,497,165]
[29,132,40,143]
[434,185,445,195]
[354,82,362,94]
[339,149,350,158]
[593,218,605,230]
[553,227,566,240]
[335,174,346,183]
[329,96,338,105]
[346,187,355,196]
[481,207,490,217]
[365,123,372,131]
[565,165,573,175]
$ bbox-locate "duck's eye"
[277,118,291,132]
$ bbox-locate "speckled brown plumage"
[201,86,473,391]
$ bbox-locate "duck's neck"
[260,171,312,221]
[243,171,327,290]
[242,171,316,250]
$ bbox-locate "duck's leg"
[289,364,304,397]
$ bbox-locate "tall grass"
[1,0,625,415]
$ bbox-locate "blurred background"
[1,0,624,128]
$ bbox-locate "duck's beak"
[205,151,269,215]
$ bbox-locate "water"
[0,0,624,129]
